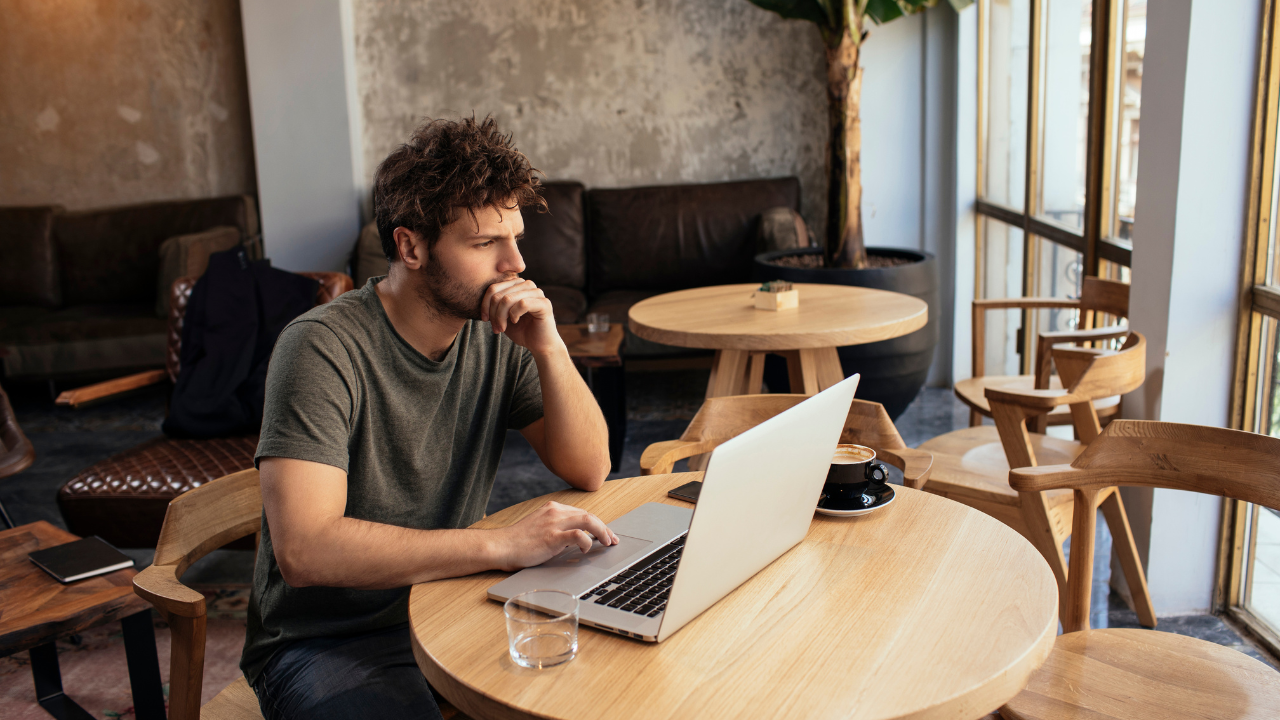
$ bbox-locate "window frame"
[975,0,1134,372]
[1221,0,1280,656]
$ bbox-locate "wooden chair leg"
[167,613,208,720]
[1018,493,1070,624]
[1099,487,1158,628]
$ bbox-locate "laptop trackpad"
[541,534,652,572]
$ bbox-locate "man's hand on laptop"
[482,278,564,356]
[493,500,619,571]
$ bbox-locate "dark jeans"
[251,623,444,720]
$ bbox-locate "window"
[976,0,1141,373]
[1225,0,1280,657]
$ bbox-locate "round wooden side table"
[409,472,1058,720]
[628,283,927,398]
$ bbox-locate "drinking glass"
[504,590,579,669]
[586,312,610,334]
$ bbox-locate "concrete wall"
[0,0,256,210]
[352,0,830,231]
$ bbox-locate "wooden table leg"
[706,349,750,398]
[786,347,846,395]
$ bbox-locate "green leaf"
[864,0,904,24]
[745,0,833,26]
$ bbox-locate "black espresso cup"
[823,444,889,503]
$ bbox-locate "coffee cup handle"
[865,462,888,484]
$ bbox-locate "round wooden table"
[628,283,928,398]
[409,473,1058,720]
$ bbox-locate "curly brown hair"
[373,115,546,261]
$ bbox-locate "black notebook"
[29,536,134,583]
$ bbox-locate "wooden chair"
[639,394,934,489]
[133,468,472,720]
[132,467,265,720]
[959,276,1130,431]
[0,384,36,529]
[1002,420,1280,719]
[919,332,1156,627]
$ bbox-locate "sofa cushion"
[542,285,587,324]
[586,177,801,297]
[54,194,258,306]
[57,435,258,548]
[0,304,166,378]
[352,222,389,288]
[0,206,63,308]
[155,226,244,316]
[522,182,586,290]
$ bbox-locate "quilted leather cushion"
[57,436,258,548]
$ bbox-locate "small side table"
[558,324,626,472]
[0,521,165,720]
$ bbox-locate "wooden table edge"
[409,475,1059,720]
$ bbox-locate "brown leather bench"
[55,272,352,548]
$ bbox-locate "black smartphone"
[667,480,703,503]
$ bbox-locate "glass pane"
[1036,0,1092,229]
[1111,0,1145,241]
[1099,258,1131,284]
[980,216,1026,376]
[983,0,1032,210]
[1029,236,1085,373]
[1243,314,1280,632]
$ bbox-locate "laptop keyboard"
[583,534,686,617]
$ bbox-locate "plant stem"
[824,23,867,270]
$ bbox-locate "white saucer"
[815,485,896,517]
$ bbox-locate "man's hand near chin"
[481,277,564,355]
[481,277,612,490]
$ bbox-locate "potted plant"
[747,0,971,418]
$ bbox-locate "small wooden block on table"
[409,473,1058,720]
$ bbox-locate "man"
[242,116,617,719]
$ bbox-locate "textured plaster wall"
[0,0,256,210]
[353,0,830,230]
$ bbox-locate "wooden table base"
[706,348,845,398]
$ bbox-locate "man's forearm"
[532,346,611,489]
[275,516,503,589]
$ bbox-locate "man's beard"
[415,261,513,321]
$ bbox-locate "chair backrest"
[165,271,353,382]
[1078,276,1130,323]
[153,468,262,578]
[1010,420,1280,631]
[681,394,907,450]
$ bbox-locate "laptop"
[488,374,860,642]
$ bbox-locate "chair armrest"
[972,297,1082,311]
[985,386,1078,410]
[55,369,169,408]
[134,563,206,619]
[1008,463,1080,493]
[640,439,718,475]
[878,448,932,491]
[1038,325,1129,345]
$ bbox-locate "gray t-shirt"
[240,276,543,684]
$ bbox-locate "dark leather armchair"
[54,272,352,548]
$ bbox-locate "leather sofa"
[352,177,803,356]
[0,195,259,381]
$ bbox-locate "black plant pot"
[753,247,939,420]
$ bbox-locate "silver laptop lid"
[657,374,860,641]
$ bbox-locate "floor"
[2,370,1277,718]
